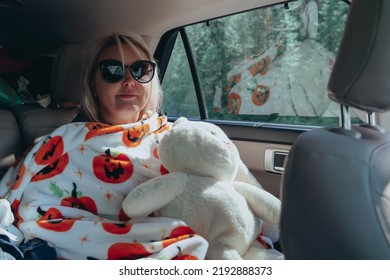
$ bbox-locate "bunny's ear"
[173,117,188,126]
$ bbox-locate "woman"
[0,31,208,260]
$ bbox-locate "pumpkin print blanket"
[0,113,208,260]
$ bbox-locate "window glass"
[161,35,199,118]
[162,0,359,126]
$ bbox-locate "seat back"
[0,108,23,179]
[280,0,390,259]
[12,44,84,149]
[50,44,85,104]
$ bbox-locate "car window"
[160,34,199,118]
[161,0,360,126]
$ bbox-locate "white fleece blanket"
[0,113,208,260]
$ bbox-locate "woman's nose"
[122,70,136,87]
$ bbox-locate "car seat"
[0,108,23,179]
[11,44,84,150]
[280,0,390,259]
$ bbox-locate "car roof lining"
[0,0,287,55]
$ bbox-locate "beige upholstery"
[0,108,23,178]
[12,44,85,149]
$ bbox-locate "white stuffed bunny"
[123,118,283,260]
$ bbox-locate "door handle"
[264,148,289,174]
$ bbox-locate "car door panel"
[219,124,303,198]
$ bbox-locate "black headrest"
[328,0,390,113]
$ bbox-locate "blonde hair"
[80,31,163,122]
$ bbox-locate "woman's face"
[94,44,152,124]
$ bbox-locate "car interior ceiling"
[0,0,287,55]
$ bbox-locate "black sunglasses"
[98,59,156,83]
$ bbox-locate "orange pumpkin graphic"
[107,242,151,260]
[118,208,130,221]
[252,85,270,106]
[169,226,195,238]
[226,73,242,92]
[162,233,194,248]
[154,123,170,134]
[31,135,69,181]
[61,183,98,215]
[34,136,64,165]
[36,207,77,232]
[102,222,132,234]
[11,199,22,226]
[156,115,168,129]
[160,164,169,175]
[11,199,20,214]
[248,56,271,77]
[152,147,159,159]
[172,254,199,260]
[84,122,124,141]
[122,124,150,148]
[92,148,133,183]
[227,92,242,114]
[31,154,69,182]
[11,163,26,190]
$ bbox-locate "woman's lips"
[117,92,138,99]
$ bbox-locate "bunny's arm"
[233,181,281,224]
[234,161,262,188]
[122,173,188,218]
